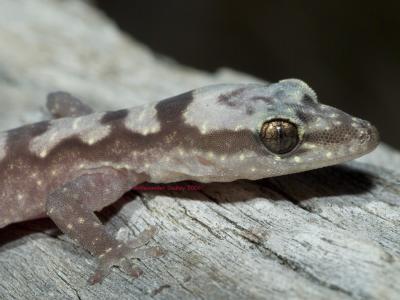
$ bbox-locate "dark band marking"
[0,90,264,171]
[6,121,50,141]
[217,87,246,107]
[101,109,129,124]
[219,89,274,116]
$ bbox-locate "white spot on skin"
[239,154,245,161]
[67,224,73,230]
[80,125,111,145]
[49,133,57,142]
[207,152,215,159]
[105,247,113,253]
[201,122,208,134]
[93,222,100,227]
[293,156,302,163]
[125,104,160,135]
[78,217,85,224]
[251,167,256,172]
[72,118,81,130]
[30,112,111,157]
[234,125,244,132]
[326,152,333,158]
[303,143,317,149]
[220,155,226,161]
[349,147,357,153]
[334,121,342,126]
[17,194,23,200]
[37,180,43,186]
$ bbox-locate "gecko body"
[0,79,379,283]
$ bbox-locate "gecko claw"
[88,265,111,285]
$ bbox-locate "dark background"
[96,1,400,150]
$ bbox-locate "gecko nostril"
[358,123,379,147]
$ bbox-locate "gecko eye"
[260,119,299,154]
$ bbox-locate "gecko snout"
[358,121,379,151]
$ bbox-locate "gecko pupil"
[260,119,299,154]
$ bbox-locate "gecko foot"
[88,226,166,285]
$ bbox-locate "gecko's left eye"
[260,119,299,154]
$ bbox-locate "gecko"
[0,79,379,284]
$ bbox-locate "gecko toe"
[88,264,112,285]
[129,246,167,260]
[119,258,143,279]
[127,226,158,248]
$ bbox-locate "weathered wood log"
[0,1,399,299]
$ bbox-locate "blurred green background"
[96,1,400,150]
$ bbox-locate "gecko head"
[186,79,379,180]
[251,79,379,177]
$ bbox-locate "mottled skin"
[0,79,379,284]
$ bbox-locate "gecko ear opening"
[260,119,299,155]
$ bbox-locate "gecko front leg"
[46,168,165,284]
